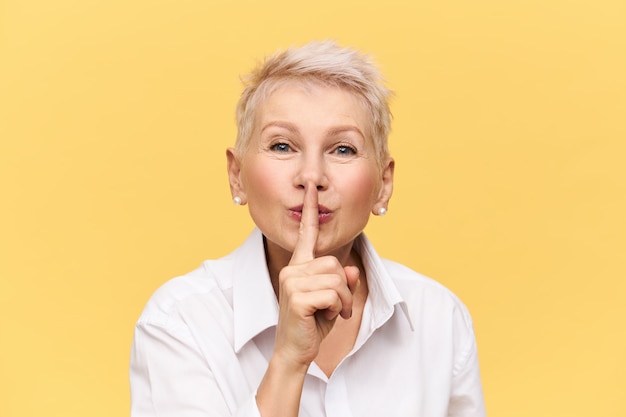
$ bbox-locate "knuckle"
[291,292,304,305]
[320,290,339,308]
[319,255,341,270]
[327,274,343,289]
[329,289,342,303]
[278,268,297,286]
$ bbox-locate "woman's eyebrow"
[260,122,365,140]
[261,121,299,134]
[326,126,365,140]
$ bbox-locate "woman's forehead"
[254,80,373,132]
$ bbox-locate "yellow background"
[1,0,624,416]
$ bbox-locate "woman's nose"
[293,154,329,190]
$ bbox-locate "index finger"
[289,182,319,265]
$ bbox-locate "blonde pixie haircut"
[235,40,393,169]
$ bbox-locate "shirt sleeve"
[130,320,261,417]
[447,306,487,417]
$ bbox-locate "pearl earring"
[233,196,242,206]
[378,207,387,216]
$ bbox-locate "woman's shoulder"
[381,259,444,288]
[358,234,471,316]
[381,259,473,318]
[136,255,236,326]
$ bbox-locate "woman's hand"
[274,182,360,370]
[257,182,359,416]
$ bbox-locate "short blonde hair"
[235,40,393,168]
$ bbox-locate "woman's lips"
[288,205,333,225]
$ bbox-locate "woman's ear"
[372,157,395,215]
[226,148,247,205]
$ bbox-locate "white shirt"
[130,229,485,417]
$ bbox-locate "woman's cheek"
[244,159,288,199]
[343,168,379,205]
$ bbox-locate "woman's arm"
[130,321,237,416]
[447,305,487,417]
[255,183,358,417]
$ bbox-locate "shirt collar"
[231,229,413,353]
[354,234,414,333]
[232,229,279,353]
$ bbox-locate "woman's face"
[228,82,393,263]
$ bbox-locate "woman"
[130,41,486,417]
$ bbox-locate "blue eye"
[335,145,357,156]
[270,142,291,152]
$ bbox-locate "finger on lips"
[290,182,319,265]
[285,181,355,322]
